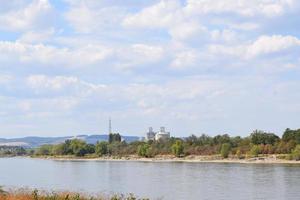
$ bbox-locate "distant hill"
[0,134,140,148]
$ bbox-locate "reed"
[0,188,148,200]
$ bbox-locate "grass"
[0,188,149,200]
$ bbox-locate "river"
[0,157,300,200]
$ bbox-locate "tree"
[51,143,66,155]
[95,141,108,156]
[220,143,231,158]
[171,140,184,157]
[213,134,230,145]
[69,139,88,157]
[85,144,96,154]
[282,128,300,144]
[250,130,279,145]
[109,133,122,143]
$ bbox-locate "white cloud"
[122,0,181,29]
[65,1,126,33]
[0,0,53,31]
[27,75,80,91]
[171,50,198,69]
[115,44,165,69]
[169,21,208,41]
[123,0,207,42]
[229,23,259,31]
[185,0,295,17]
[211,29,237,43]
[247,35,300,57]
[208,35,300,59]
[0,41,113,67]
[17,28,55,43]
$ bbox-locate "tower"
[109,117,112,134]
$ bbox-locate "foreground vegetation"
[2,128,300,161]
[0,188,148,200]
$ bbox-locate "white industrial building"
[145,127,170,141]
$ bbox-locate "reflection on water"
[0,157,300,200]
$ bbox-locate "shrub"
[250,145,261,157]
[95,141,108,156]
[236,148,243,159]
[35,145,53,156]
[171,140,184,157]
[291,145,300,160]
[69,139,88,157]
[220,143,231,158]
[137,144,150,157]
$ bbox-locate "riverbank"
[0,188,146,200]
[33,154,300,164]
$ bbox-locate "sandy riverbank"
[34,155,300,164]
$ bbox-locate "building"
[145,126,170,141]
[146,127,155,141]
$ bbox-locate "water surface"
[1,157,300,200]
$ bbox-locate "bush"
[171,140,184,157]
[137,144,151,157]
[35,145,53,156]
[250,145,261,157]
[235,148,243,159]
[95,141,108,156]
[291,145,300,160]
[69,139,88,157]
[220,143,231,158]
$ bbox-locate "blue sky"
[0,0,300,138]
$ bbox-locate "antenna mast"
[109,117,112,134]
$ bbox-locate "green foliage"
[109,133,122,143]
[282,128,300,144]
[291,145,300,160]
[69,139,89,157]
[171,140,184,157]
[235,148,243,159]
[0,146,27,156]
[95,141,108,156]
[85,144,96,154]
[51,143,66,155]
[27,127,300,159]
[250,130,279,145]
[220,143,231,158]
[213,134,231,145]
[35,144,53,156]
[137,144,151,157]
[250,145,261,157]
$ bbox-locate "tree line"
[0,146,26,156]
[32,129,300,160]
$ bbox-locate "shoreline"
[29,155,300,164]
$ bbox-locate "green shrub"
[95,141,108,156]
[171,140,184,157]
[235,148,243,159]
[137,144,151,157]
[291,145,300,160]
[220,143,231,158]
[250,145,261,157]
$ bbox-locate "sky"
[0,0,300,138]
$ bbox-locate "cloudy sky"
[0,0,300,138]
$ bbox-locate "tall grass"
[0,188,149,200]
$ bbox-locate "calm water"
[1,157,300,200]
